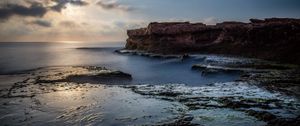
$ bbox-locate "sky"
[0,0,299,42]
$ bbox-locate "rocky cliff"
[125,18,300,64]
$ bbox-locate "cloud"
[0,0,89,20]
[0,3,47,20]
[202,17,218,25]
[96,0,134,11]
[113,21,146,29]
[30,19,52,27]
[59,20,78,28]
[68,0,89,6]
[51,0,89,12]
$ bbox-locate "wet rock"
[96,71,132,79]
[241,69,300,96]
[191,59,300,98]
[1,66,299,126]
[218,97,279,109]
[34,66,132,85]
[127,83,300,125]
[192,64,243,76]
[192,61,296,74]
[220,98,252,109]
[267,115,300,126]
[191,64,207,70]
[158,115,200,126]
[157,91,183,97]
[182,115,194,122]
[116,49,181,59]
[66,74,132,84]
[245,110,277,121]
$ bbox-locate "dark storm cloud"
[0,0,89,20]
[96,0,134,11]
[30,19,52,27]
[0,3,47,20]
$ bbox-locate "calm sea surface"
[0,42,239,85]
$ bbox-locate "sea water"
[0,42,239,86]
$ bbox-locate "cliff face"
[125,18,300,64]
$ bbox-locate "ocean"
[0,42,239,85]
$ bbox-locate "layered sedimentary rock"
[125,18,300,64]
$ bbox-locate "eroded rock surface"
[0,66,299,126]
[124,82,300,126]
[190,57,300,97]
[125,18,300,64]
[0,66,183,126]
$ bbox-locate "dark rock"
[241,69,300,96]
[192,64,243,75]
[65,71,132,84]
[158,114,199,126]
[35,67,132,85]
[191,64,207,70]
[157,91,182,97]
[245,110,277,121]
[116,49,181,59]
[183,115,194,122]
[267,115,300,126]
[125,18,300,65]
[96,71,132,79]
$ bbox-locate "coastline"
[0,56,299,125]
[125,18,300,65]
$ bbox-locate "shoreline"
[116,49,300,97]
[0,63,299,125]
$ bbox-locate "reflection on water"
[0,75,267,126]
[0,42,240,86]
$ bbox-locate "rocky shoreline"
[116,50,300,97]
[0,66,299,126]
[1,40,300,125]
[125,18,300,65]
[121,18,300,125]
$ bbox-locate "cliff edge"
[125,18,300,64]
